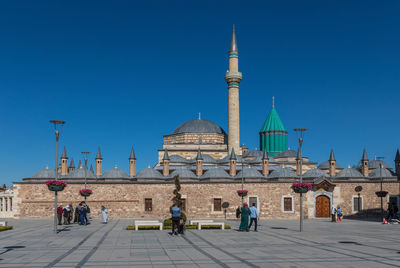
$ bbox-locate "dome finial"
[272,96,275,108]
[198,112,201,120]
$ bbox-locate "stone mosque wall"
[13,181,400,220]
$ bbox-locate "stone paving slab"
[0,218,400,267]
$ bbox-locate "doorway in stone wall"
[316,195,330,218]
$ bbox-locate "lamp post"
[376,157,384,220]
[50,120,65,234]
[294,128,307,232]
[81,152,90,202]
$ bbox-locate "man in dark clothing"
[79,202,87,225]
[171,203,181,235]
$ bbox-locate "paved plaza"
[0,218,399,267]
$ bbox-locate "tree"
[171,175,182,208]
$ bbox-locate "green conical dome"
[260,107,287,132]
[259,98,288,156]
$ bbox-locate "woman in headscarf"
[99,205,108,224]
[239,203,250,231]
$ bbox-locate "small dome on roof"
[235,167,264,179]
[67,167,96,178]
[244,150,264,158]
[173,119,226,135]
[336,167,364,178]
[369,167,395,178]
[303,168,329,178]
[102,166,129,178]
[369,160,391,169]
[196,154,217,164]
[31,168,57,178]
[273,150,298,158]
[136,167,165,180]
[219,154,245,164]
[318,161,343,170]
[201,167,231,179]
[268,167,298,179]
[170,168,198,179]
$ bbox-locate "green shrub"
[198,224,231,230]
[125,225,163,230]
[125,224,230,231]
[0,226,13,232]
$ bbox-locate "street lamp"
[81,152,90,202]
[294,128,307,232]
[49,120,65,234]
[376,157,385,220]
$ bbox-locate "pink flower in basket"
[237,190,248,194]
[80,189,93,195]
[45,180,68,187]
[291,182,312,191]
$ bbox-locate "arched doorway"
[315,195,330,218]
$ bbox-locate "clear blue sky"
[1,1,399,185]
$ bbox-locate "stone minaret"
[60,146,68,175]
[163,149,170,176]
[95,147,103,176]
[68,157,75,173]
[361,149,369,176]
[225,25,242,155]
[328,149,336,177]
[196,148,203,176]
[262,149,269,176]
[129,147,136,177]
[229,149,237,176]
[395,149,400,177]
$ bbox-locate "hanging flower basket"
[291,183,312,194]
[375,191,388,198]
[46,180,67,192]
[80,189,93,197]
[237,190,248,197]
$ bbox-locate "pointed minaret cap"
[129,147,136,160]
[230,148,237,160]
[262,148,269,160]
[96,147,102,159]
[61,146,67,158]
[90,164,94,173]
[329,149,335,161]
[163,149,170,161]
[69,158,75,168]
[361,149,368,161]
[196,148,203,161]
[78,160,82,169]
[229,24,238,52]
[395,149,400,162]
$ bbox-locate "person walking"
[248,203,258,232]
[236,206,241,219]
[63,205,71,225]
[386,203,394,221]
[68,204,73,224]
[336,205,342,222]
[79,202,87,225]
[85,204,91,225]
[171,203,181,236]
[331,205,336,222]
[74,203,81,224]
[99,206,108,224]
[57,205,63,225]
[239,203,250,232]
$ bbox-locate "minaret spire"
[225,25,242,155]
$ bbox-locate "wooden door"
[316,195,330,218]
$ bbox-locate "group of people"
[56,202,108,225]
[331,205,343,222]
[237,203,259,232]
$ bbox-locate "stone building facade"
[10,26,400,221]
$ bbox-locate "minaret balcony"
[225,71,242,84]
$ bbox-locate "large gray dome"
[173,119,226,135]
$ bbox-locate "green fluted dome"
[259,102,288,156]
[260,107,287,132]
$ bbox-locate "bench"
[134,220,163,231]
[0,221,7,227]
[198,222,224,230]
[189,219,214,225]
